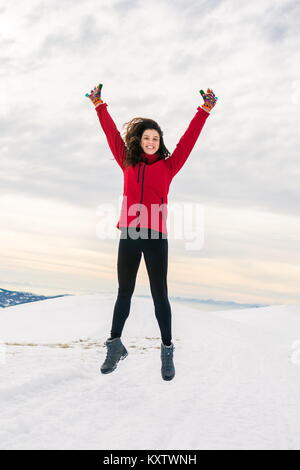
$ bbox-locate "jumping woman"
[86,84,218,381]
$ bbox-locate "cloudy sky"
[1,0,299,305]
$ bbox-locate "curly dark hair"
[120,117,171,168]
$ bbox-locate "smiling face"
[140,129,160,155]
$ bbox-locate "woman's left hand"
[85,83,104,107]
[200,88,218,112]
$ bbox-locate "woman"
[86,84,217,380]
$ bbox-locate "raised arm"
[165,88,218,179]
[86,84,126,171]
[165,106,210,179]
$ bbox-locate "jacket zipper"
[137,164,141,184]
[136,163,146,227]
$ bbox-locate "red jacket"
[95,103,210,236]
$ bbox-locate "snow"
[0,294,300,450]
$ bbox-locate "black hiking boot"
[100,337,128,374]
[161,342,175,381]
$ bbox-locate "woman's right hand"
[85,83,104,108]
[199,88,218,112]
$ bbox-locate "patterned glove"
[199,88,218,113]
[85,83,104,108]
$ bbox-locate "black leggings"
[109,228,172,346]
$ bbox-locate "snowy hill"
[0,293,299,450]
[0,287,67,309]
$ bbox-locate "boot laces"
[104,341,114,363]
[162,345,174,370]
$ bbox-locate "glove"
[85,83,104,108]
[199,88,218,113]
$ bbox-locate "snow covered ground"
[0,294,299,450]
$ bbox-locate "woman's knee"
[117,286,135,299]
[151,287,169,303]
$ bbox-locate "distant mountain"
[169,295,267,309]
[135,294,268,309]
[0,288,69,308]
